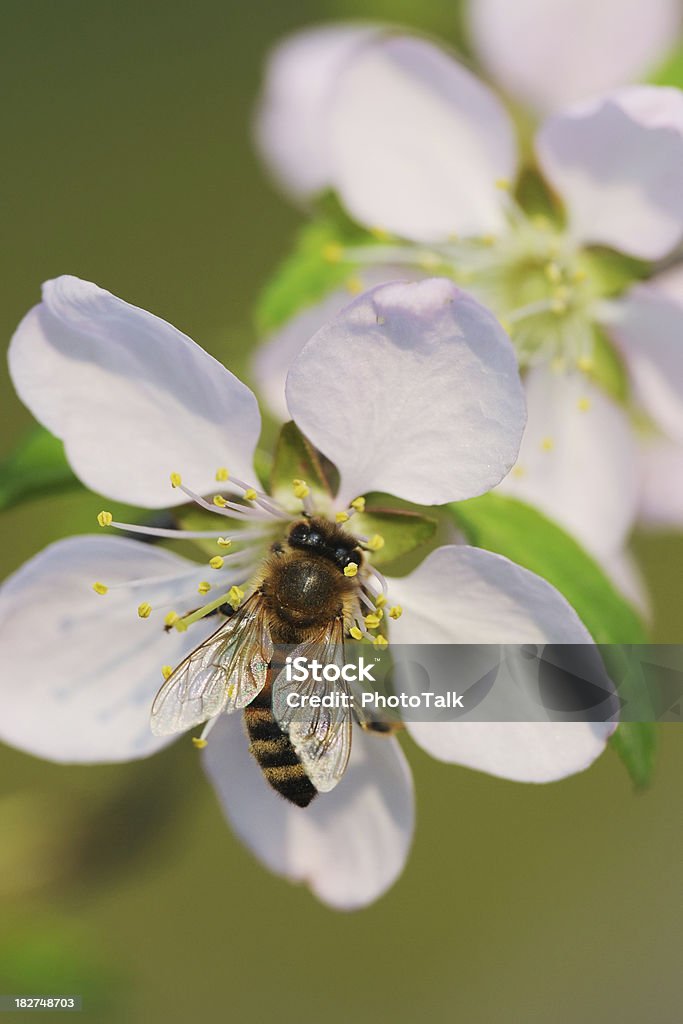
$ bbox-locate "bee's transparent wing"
[151,595,273,736]
[272,621,352,793]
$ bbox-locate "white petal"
[387,544,614,781]
[286,278,526,507]
[253,266,423,420]
[637,434,683,528]
[329,34,516,242]
[536,86,683,260]
[607,284,683,443]
[497,366,637,557]
[0,536,216,763]
[8,276,261,508]
[469,0,680,113]
[254,23,381,202]
[202,715,414,910]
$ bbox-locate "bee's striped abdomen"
[244,690,317,808]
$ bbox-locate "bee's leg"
[355,713,405,736]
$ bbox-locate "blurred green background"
[1,2,682,1021]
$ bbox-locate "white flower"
[2,274,613,909]
[254,31,683,579]
[468,0,681,113]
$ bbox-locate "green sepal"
[269,421,337,506]
[0,427,81,512]
[449,492,654,786]
[351,506,438,568]
[587,325,630,404]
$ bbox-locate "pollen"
[164,611,180,627]
[292,478,310,499]
[364,613,382,630]
[366,534,385,552]
[244,488,258,502]
[227,585,245,609]
[213,495,227,507]
[137,602,152,619]
[227,684,236,700]
[197,581,211,595]
[373,635,389,649]
[170,472,182,488]
[375,594,387,608]
[215,467,230,482]
[350,497,366,512]
[217,537,232,549]
[96,510,113,528]
[389,605,403,620]
[344,562,359,578]
[323,242,343,263]
[209,556,224,570]
[161,665,173,680]
[349,626,363,641]
[577,397,591,412]
[192,737,208,749]
[336,511,350,523]
[92,581,108,595]
[541,437,554,452]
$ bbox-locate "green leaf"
[649,45,683,88]
[0,427,81,511]
[449,492,654,786]
[269,421,337,506]
[449,492,647,644]
[255,219,363,336]
[351,506,438,568]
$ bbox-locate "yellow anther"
[389,605,403,620]
[92,582,108,595]
[349,626,363,641]
[577,397,591,412]
[292,478,310,499]
[174,619,188,633]
[532,214,551,231]
[577,355,594,373]
[344,562,359,578]
[346,275,364,295]
[97,510,113,528]
[164,611,180,627]
[137,602,152,619]
[364,613,382,630]
[375,594,387,608]
[366,534,385,552]
[323,242,343,263]
[227,684,236,700]
[495,177,511,191]
[215,467,229,482]
[197,581,211,595]
[192,737,208,749]
[170,472,182,488]
[227,585,245,610]
[209,556,224,570]
[370,225,391,241]
[217,537,232,549]
[545,262,562,284]
[512,465,526,479]
[336,511,350,524]
[350,497,366,512]
[161,665,173,680]
[213,494,227,507]
[244,488,258,501]
[541,437,554,452]
[373,634,389,649]
[572,267,588,283]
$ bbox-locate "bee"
[151,517,376,807]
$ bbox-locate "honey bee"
[151,517,376,807]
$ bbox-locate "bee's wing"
[150,594,273,736]
[272,620,352,793]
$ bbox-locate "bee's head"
[287,519,361,574]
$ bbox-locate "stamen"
[164,611,180,628]
[215,467,229,482]
[197,581,211,595]
[92,582,108,595]
[373,635,389,648]
[375,594,388,609]
[97,510,113,527]
[344,563,359,578]
[192,714,222,749]
[389,605,403,620]
[94,517,249,542]
[209,556,224,570]
[350,497,366,512]
[366,534,385,552]
[161,665,173,680]
[336,511,349,524]
[541,437,554,452]
[137,602,152,619]
[349,626,364,641]
[364,612,382,630]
